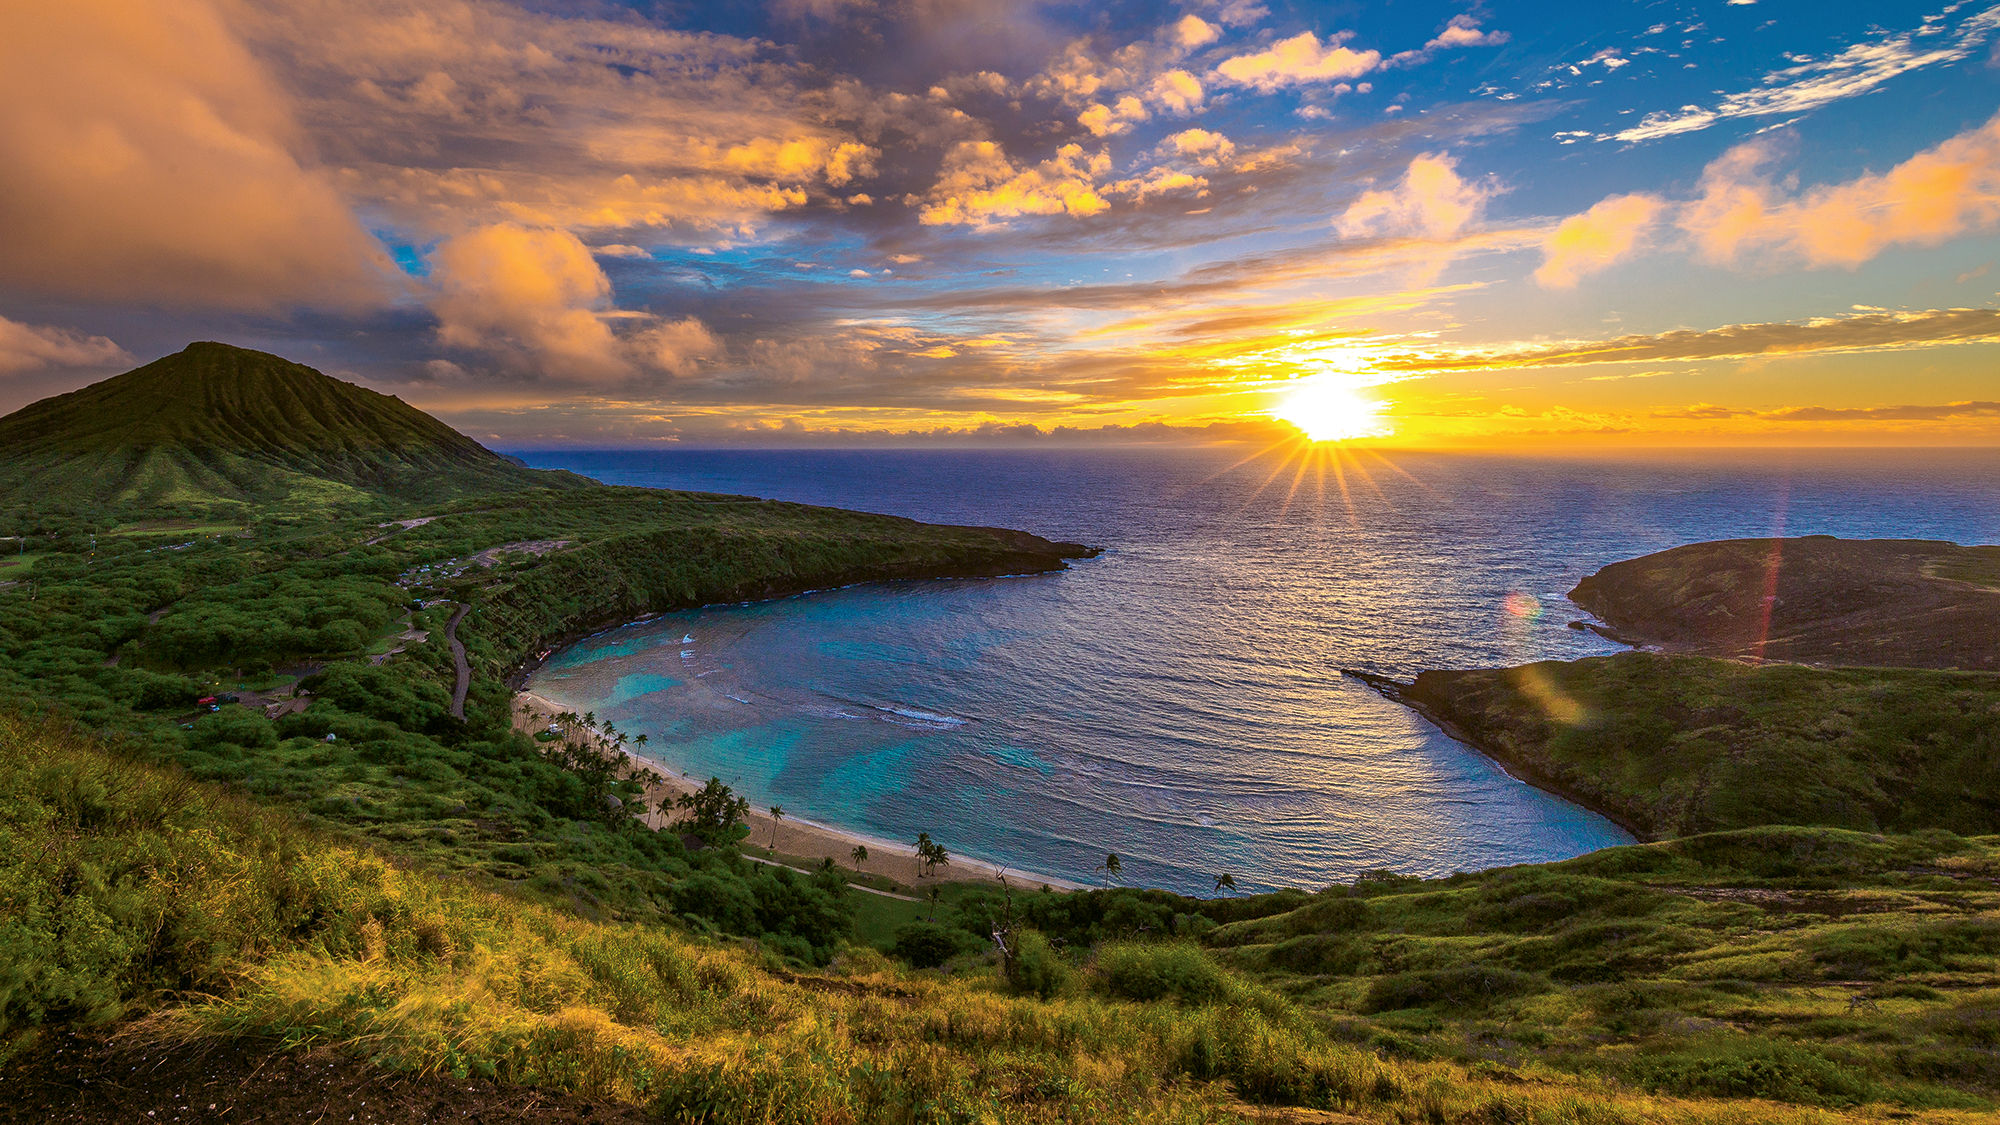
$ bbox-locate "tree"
[850,844,868,870]
[633,733,648,750]
[913,832,934,877]
[1214,873,1237,895]
[769,804,785,849]
[671,777,751,846]
[1097,853,1123,888]
[926,884,942,921]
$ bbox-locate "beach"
[513,690,1082,891]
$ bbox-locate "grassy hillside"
[0,478,1093,964]
[0,342,582,512]
[10,715,1998,1123]
[1390,653,2000,841]
[1568,537,2000,672]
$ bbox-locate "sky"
[2,0,1998,448]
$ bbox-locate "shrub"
[891,921,976,969]
[1362,965,1546,1013]
[1631,1038,1874,1106]
[1096,942,1234,1005]
[1003,930,1071,999]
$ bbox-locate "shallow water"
[518,447,1999,894]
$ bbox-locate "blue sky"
[0,0,1996,445]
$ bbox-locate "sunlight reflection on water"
[523,447,2000,894]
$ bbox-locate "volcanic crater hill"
[1569,535,2000,671]
[0,341,588,510]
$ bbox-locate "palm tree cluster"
[912,832,951,878]
[517,703,651,825]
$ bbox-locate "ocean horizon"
[513,446,2000,895]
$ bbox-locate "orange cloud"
[1214,31,1381,91]
[1337,153,1492,240]
[429,223,715,380]
[919,142,1111,227]
[1682,110,2000,268]
[0,0,395,310]
[1535,193,1665,288]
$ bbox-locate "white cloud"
[1214,31,1381,91]
[1610,3,2000,143]
[0,316,130,376]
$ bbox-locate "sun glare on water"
[1274,379,1387,442]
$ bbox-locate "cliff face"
[1569,536,2000,671]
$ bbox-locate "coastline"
[514,689,1086,892]
[1343,669,1652,843]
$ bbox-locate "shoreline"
[1343,669,1652,842]
[513,689,1085,892]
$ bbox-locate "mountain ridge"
[0,341,583,510]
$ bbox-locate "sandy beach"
[513,690,1082,891]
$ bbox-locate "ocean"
[513,446,1999,895]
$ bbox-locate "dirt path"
[445,603,470,719]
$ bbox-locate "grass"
[14,713,1997,1123]
[1405,652,2000,838]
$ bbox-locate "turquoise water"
[521,447,2000,894]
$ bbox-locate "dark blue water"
[514,446,1999,894]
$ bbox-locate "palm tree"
[1096,853,1123,888]
[913,832,934,877]
[1213,873,1237,895]
[926,884,942,921]
[850,844,868,870]
[582,710,596,729]
[768,805,785,848]
[633,733,648,751]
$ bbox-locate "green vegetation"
[1403,651,2000,839]
[5,347,1996,1120]
[13,717,1998,1122]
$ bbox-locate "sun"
[1273,379,1387,442]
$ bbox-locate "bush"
[1004,930,1072,999]
[1632,1038,1874,1106]
[892,921,977,969]
[1362,965,1546,1013]
[1095,942,1234,1005]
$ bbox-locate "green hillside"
[0,342,581,512]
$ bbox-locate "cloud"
[428,223,715,380]
[229,0,887,242]
[1078,96,1149,136]
[1535,193,1665,287]
[1336,153,1492,240]
[1610,3,2000,142]
[0,316,130,376]
[1681,111,2000,268]
[1657,400,2000,422]
[918,142,1111,227]
[1150,69,1206,114]
[0,0,396,310]
[1428,16,1509,50]
[1161,128,1236,167]
[1214,31,1381,91]
[1382,307,2000,370]
[1174,15,1220,49]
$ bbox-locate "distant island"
[5,344,1999,1124]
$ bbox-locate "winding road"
[444,602,470,719]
